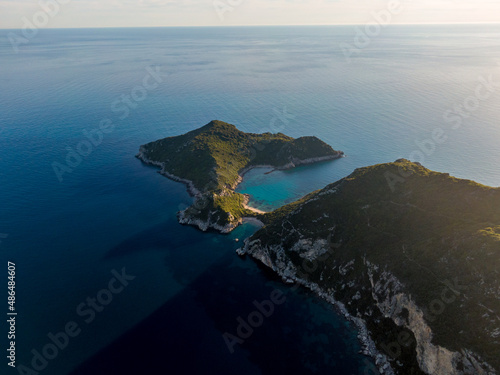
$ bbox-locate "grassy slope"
[140,120,341,225]
[252,159,500,371]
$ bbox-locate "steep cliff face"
[137,120,343,232]
[238,160,500,375]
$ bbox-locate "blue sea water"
[1,25,500,374]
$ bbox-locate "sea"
[1,24,500,375]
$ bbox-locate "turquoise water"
[1,25,500,374]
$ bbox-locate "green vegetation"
[138,120,343,231]
[249,159,500,373]
[140,123,499,372]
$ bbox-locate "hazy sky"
[1,0,500,29]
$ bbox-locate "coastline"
[137,149,267,213]
[136,147,201,198]
[236,239,395,375]
[137,148,266,232]
[138,143,395,371]
[237,235,497,375]
[236,152,344,181]
[234,152,345,212]
[242,216,265,227]
[138,145,344,202]
[137,147,344,234]
[242,203,267,215]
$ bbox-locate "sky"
[1,0,500,29]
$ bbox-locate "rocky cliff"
[238,159,500,374]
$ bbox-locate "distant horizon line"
[1,22,500,31]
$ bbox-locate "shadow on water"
[103,220,192,259]
[93,209,368,375]
[71,251,367,375]
[102,218,247,286]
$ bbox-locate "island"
[238,159,500,375]
[136,120,344,232]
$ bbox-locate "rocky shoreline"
[237,238,497,375]
[136,146,201,197]
[236,238,395,375]
[137,148,264,233]
[237,152,345,178]
[137,148,344,233]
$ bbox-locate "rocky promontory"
[137,120,344,232]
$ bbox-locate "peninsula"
[137,120,344,232]
[138,126,499,374]
[238,159,500,375]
